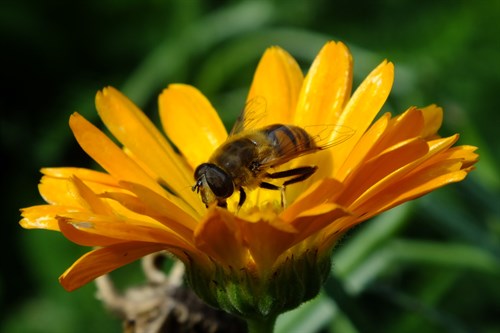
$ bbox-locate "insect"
[192,98,354,209]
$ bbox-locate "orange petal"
[348,135,460,211]
[58,215,124,247]
[57,212,192,250]
[69,113,199,215]
[240,218,297,274]
[295,41,353,127]
[69,113,163,194]
[194,207,248,268]
[159,84,227,170]
[247,46,304,126]
[373,107,424,154]
[331,61,394,174]
[288,204,350,244]
[95,87,194,202]
[442,145,479,168]
[118,181,198,240]
[335,112,390,181]
[356,160,470,220]
[282,178,344,220]
[59,242,167,291]
[339,138,429,207]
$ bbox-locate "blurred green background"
[2,0,500,332]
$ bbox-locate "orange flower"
[20,41,478,323]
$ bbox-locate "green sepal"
[184,249,331,321]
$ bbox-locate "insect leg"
[259,182,287,208]
[259,182,281,190]
[266,166,318,184]
[238,187,247,208]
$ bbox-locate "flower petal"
[194,207,248,268]
[42,167,121,187]
[95,87,194,202]
[240,218,296,273]
[69,113,199,216]
[59,242,168,291]
[288,204,350,244]
[247,46,304,126]
[372,107,424,154]
[357,160,470,220]
[331,60,394,174]
[347,135,461,212]
[335,113,390,181]
[20,205,74,231]
[57,215,123,247]
[159,84,227,170]
[295,41,353,127]
[70,113,161,194]
[38,174,84,207]
[71,176,113,215]
[57,212,192,250]
[117,181,198,240]
[421,104,443,139]
[338,138,429,207]
[282,178,344,220]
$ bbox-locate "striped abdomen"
[262,124,318,163]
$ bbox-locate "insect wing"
[259,124,355,168]
[306,124,356,150]
[229,96,267,135]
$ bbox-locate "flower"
[20,41,478,326]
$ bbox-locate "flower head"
[20,41,478,321]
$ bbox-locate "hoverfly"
[192,97,354,209]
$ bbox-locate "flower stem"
[246,316,277,333]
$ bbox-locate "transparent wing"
[306,124,356,150]
[229,96,267,135]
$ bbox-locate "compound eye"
[205,165,234,199]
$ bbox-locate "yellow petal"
[42,167,120,187]
[71,176,113,215]
[40,169,125,205]
[159,84,227,170]
[20,205,75,231]
[95,87,194,203]
[295,41,353,127]
[59,242,168,291]
[38,174,83,207]
[247,46,304,126]
[332,61,394,174]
